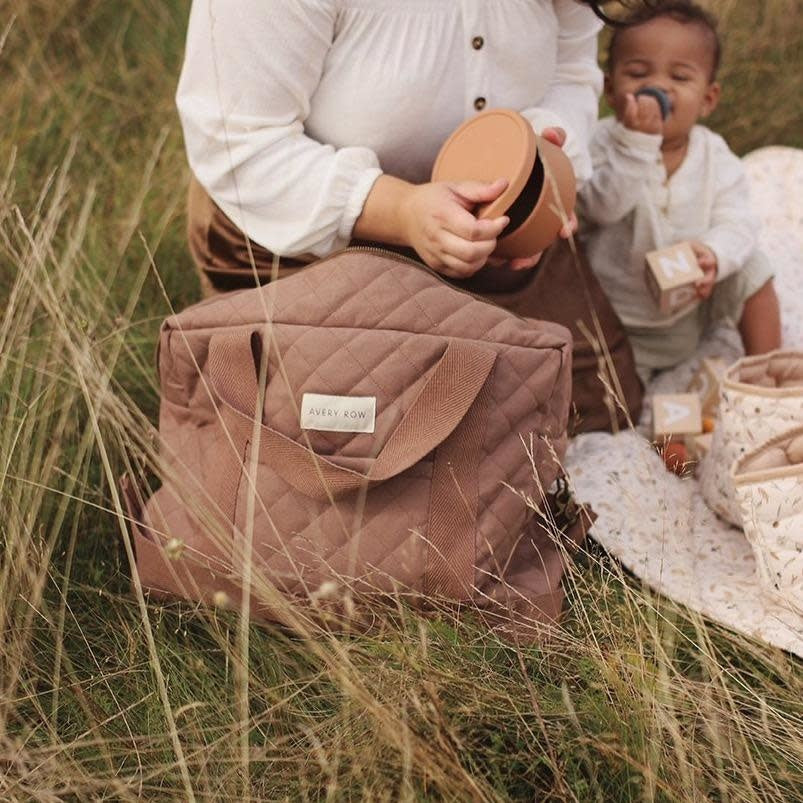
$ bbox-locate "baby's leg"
[709,249,780,356]
[739,279,781,355]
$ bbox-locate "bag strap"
[207,330,497,500]
[424,378,492,599]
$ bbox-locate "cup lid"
[431,108,537,220]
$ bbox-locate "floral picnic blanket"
[567,147,803,657]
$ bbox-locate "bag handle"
[207,330,496,499]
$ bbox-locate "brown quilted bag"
[123,250,582,633]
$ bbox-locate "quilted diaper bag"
[122,250,583,632]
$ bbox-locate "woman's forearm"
[352,175,416,246]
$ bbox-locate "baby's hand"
[620,92,664,136]
[690,241,718,299]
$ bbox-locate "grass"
[1,0,801,799]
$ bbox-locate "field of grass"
[1,1,801,799]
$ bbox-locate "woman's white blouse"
[176,0,602,257]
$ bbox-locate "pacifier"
[635,87,673,120]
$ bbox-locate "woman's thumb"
[452,177,508,208]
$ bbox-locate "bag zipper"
[340,244,534,323]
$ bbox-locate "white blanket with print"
[566,147,803,657]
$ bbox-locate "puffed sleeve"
[176,0,383,257]
[520,0,603,185]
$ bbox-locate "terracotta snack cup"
[431,108,577,261]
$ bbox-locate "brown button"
[474,96,486,111]
[472,36,484,50]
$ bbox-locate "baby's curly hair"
[577,1,661,27]
[608,1,722,80]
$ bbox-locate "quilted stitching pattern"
[698,351,803,525]
[735,464,803,614]
[138,252,572,614]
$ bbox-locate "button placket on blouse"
[462,0,488,116]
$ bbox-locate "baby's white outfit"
[578,118,773,380]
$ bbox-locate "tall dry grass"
[1,0,801,799]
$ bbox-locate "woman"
[168,1,645,635]
[176,1,632,288]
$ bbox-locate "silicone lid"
[431,108,537,220]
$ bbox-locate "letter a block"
[645,241,705,316]
[687,432,713,462]
[652,393,703,440]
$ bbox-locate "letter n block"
[645,242,705,316]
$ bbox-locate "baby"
[578,0,781,383]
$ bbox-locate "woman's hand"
[398,179,511,278]
[355,174,510,279]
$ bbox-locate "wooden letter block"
[688,432,713,462]
[687,357,727,417]
[652,393,703,440]
[645,242,705,316]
